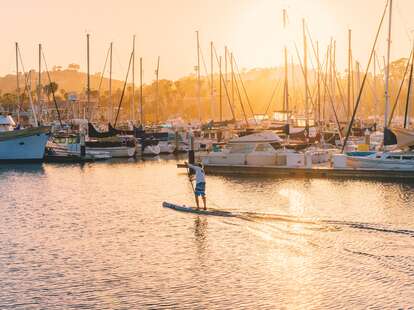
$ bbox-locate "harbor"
[1,0,414,308]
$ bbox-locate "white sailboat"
[344,0,414,170]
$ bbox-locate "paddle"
[184,161,197,205]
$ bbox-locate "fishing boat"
[87,123,138,157]
[46,134,111,161]
[0,115,50,161]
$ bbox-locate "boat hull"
[346,156,414,170]
[85,146,136,158]
[0,127,50,161]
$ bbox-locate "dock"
[201,164,414,181]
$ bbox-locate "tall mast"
[15,42,20,123]
[356,61,361,97]
[155,56,160,124]
[131,35,136,122]
[404,40,414,128]
[283,9,289,116]
[196,31,201,122]
[303,19,309,127]
[332,40,336,110]
[384,0,392,132]
[210,41,214,120]
[316,41,320,124]
[225,46,228,90]
[291,56,296,113]
[109,42,113,123]
[373,49,377,126]
[140,57,143,125]
[38,44,42,106]
[347,29,352,121]
[86,33,90,119]
[230,52,234,112]
[219,56,222,122]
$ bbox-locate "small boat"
[162,202,235,217]
[345,151,414,170]
[0,115,50,161]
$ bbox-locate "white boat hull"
[143,145,161,156]
[0,129,49,161]
[86,146,135,158]
[346,156,414,170]
[159,142,176,154]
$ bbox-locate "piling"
[188,130,195,164]
[80,131,86,157]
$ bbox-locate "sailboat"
[0,43,50,161]
[344,0,414,170]
[0,114,50,161]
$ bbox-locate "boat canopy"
[229,131,282,144]
[0,115,15,126]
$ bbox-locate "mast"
[316,41,320,124]
[347,29,352,121]
[303,19,309,127]
[210,41,214,120]
[373,49,378,126]
[404,40,414,128]
[225,46,228,89]
[109,42,113,123]
[155,56,160,124]
[86,33,90,119]
[283,9,289,116]
[356,61,361,99]
[140,57,143,125]
[196,31,201,122]
[384,0,392,134]
[231,52,234,112]
[132,35,136,122]
[38,44,42,108]
[219,56,222,122]
[15,42,20,123]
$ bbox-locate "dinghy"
[162,202,235,217]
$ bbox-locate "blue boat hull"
[0,131,50,160]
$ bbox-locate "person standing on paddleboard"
[186,162,207,210]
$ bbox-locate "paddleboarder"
[185,162,207,210]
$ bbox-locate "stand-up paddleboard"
[162,202,236,217]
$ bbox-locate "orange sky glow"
[1,0,414,83]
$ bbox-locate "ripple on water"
[0,159,413,309]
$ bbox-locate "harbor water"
[0,157,413,309]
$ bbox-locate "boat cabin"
[0,115,16,132]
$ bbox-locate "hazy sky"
[1,0,414,83]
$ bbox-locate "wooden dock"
[202,164,414,181]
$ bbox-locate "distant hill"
[0,66,126,95]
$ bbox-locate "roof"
[0,115,16,126]
[229,131,282,144]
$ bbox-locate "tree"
[43,82,58,96]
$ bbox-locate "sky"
[1,0,414,83]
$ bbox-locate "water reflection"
[194,216,208,261]
[0,163,45,176]
[0,159,413,308]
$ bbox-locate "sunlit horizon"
[1,0,414,83]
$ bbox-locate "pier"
[202,164,414,181]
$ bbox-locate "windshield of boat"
[255,143,276,152]
[228,143,256,154]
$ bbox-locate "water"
[0,157,413,309]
